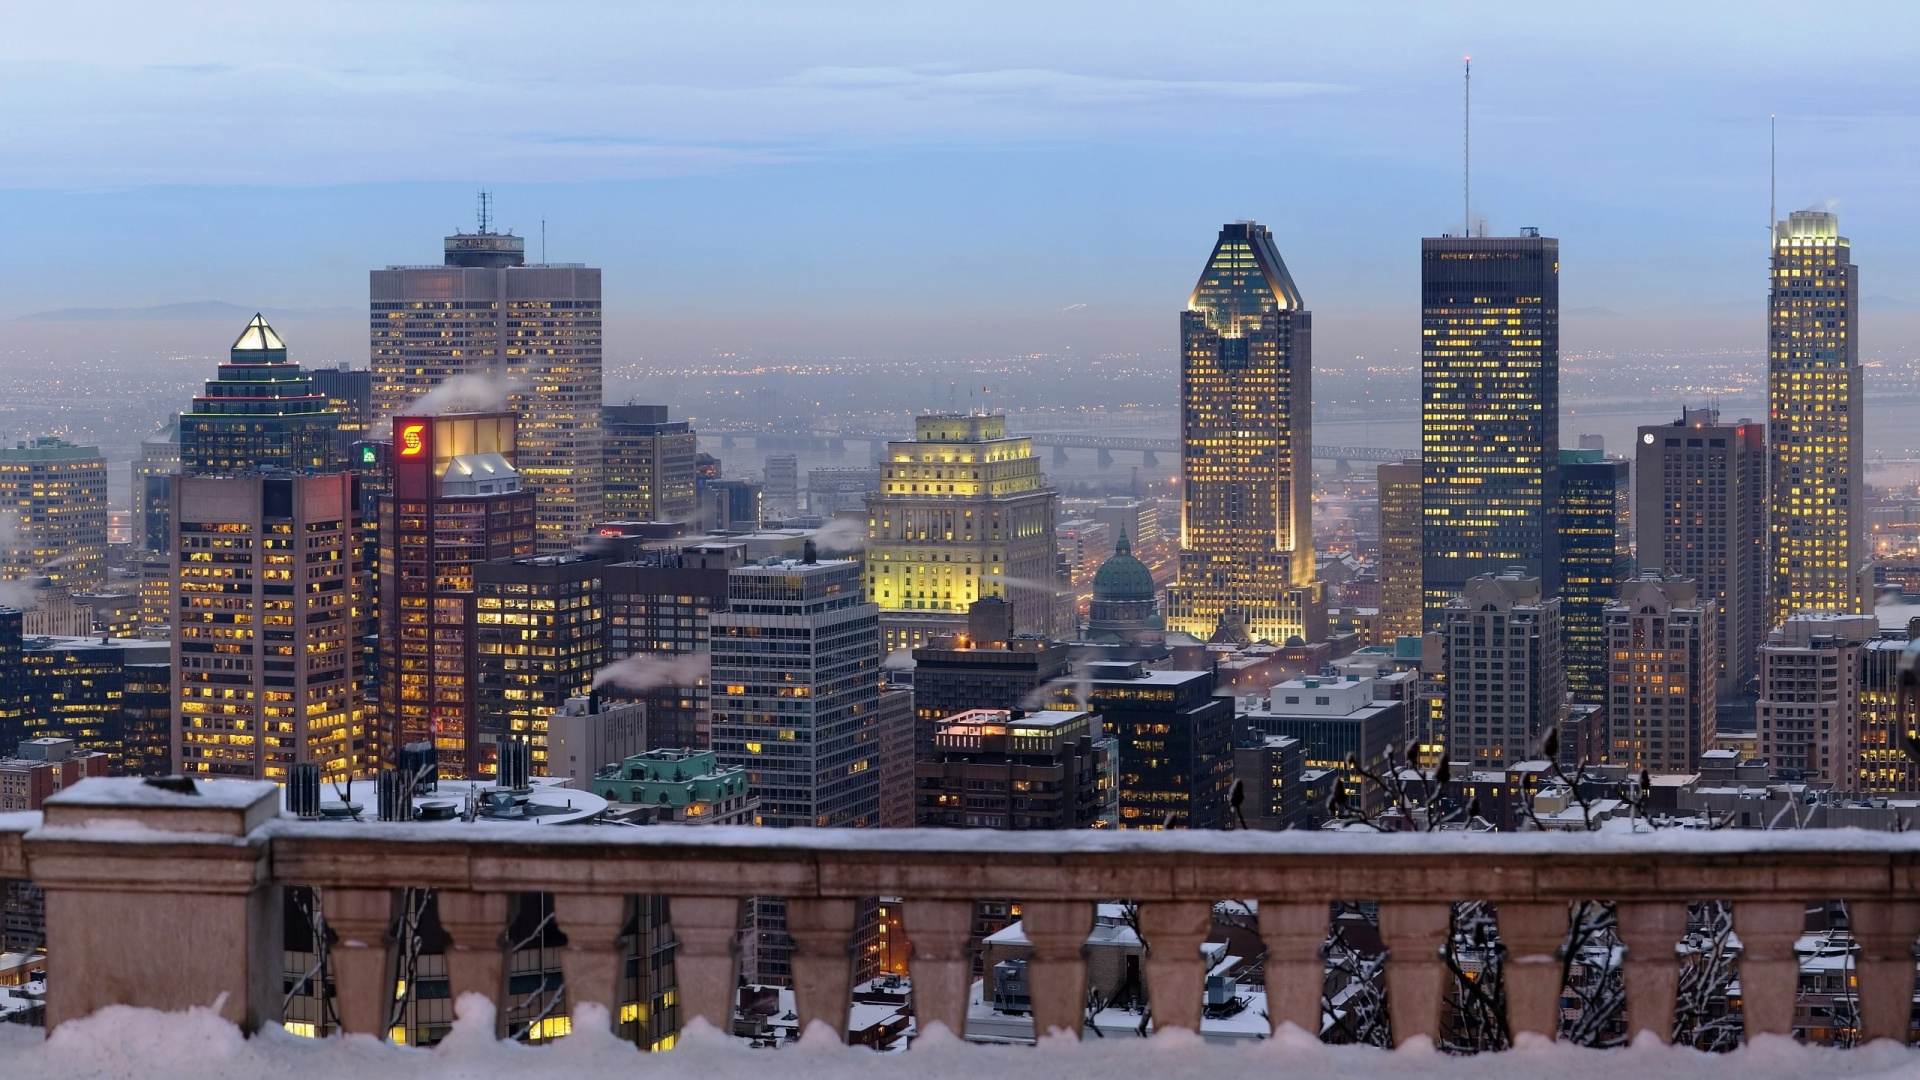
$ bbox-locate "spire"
[1115,529,1130,556]
[229,314,286,353]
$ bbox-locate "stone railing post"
[1258,900,1328,1036]
[554,893,631,1034]
[435,891,507,1034]
[1499,902,1568,1042]
[1378,902,1451,1047]
[668,895,744,1034]
[1848,899,1920,1044]
[322,887,399,1036]
[901,899,973,1039]
[1023,900,1095,1040]
[1138,900,1212,1035]
[786,897,858,1042]
[1615,901,1687,1043]
[1735,900,1805,1039]
[26,778,283,1032]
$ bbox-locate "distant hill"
[15,300,358,322]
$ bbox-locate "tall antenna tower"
[1769,114,1776,243]
[477,190,493,235]
[1463,56,1472,237]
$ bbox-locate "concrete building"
[877,684,915,828]
[1232,733,1310,830]
[1441,569,1564,769]
[806,467,879,518]
[914,708,1107,829]
[909,598,1069,759]
[0,438,109,591]
[1375,460,1423,643]
[1558,448,1632,705]
[710,557,881,827]
[1092,496,1160,551]
[178,316,343,478]
[1420,232,1560,626]
[1604,573,1718,774]
[591,748,756,825]
[1083,662,1236,829]
[1244,675,1404,814]
[473,553,606,776]
[371,217,604,551]
[867,414,1061,652]
[1756,613,1878,788]
[547,695,647,792]
[0,738,108,811]
[602,405,697,526]
[170,471,364,781]
[1166,222,1325,646]
[762,453,799,515]
[1635,409,1767,696]
[1768,210,1867,621]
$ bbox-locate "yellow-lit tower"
[1165,222,1325,645]
[1768,210,1865,622]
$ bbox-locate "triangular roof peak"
[231,314,287,352]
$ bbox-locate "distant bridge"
[698,426,1415,466]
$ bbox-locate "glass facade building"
[1557,448,1631,704]
[0,438,109,590]
[179,316,343,476]
[602,405,698,524]
[473,554,605,774]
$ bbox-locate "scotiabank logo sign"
[399,423,426,457]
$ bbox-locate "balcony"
[4,777,1920,1079]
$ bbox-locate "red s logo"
[400,423,425,456]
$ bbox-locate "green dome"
[1092,533,1155,602]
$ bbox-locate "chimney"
[802,538,818,564]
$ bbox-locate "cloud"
[592,652,710,693]
[784,66,1347,105]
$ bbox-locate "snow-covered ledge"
[6,776,1920,1055]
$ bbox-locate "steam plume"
[593,652,711,692]
[413,373,516,415]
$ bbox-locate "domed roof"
[1092,533,1155,602]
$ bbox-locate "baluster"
[1258,900,1329,1036]
[786,897,858,1042]
[901,899,973,1039]
[1616,901,1686,1043]
[553,893,631,1034]
[1377,902,1450,1047]
[1734,900,1804,1039]
[1848,899,1920,1044]
[321,887,397,1037]
[435,891,507,1036]
[668,895,744,1034]
[1023,900,1096,1040]
[1499,902,1568,1042]
[1138,901,1212,1035]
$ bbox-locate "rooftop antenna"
[1463,56,1471,237]
[541,217,547,264]
[1769,114,1777,245]
[477,191,493,235]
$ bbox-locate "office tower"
[1245,675,1403,813]
[0,438,109,591]
[1756,613,1876,788]
[371,216,604,552]
[602,543,740,750]
[1558,448,1631,704]
[132,424,180,556]
[378,412,537,777]
[762,454,799,515]
[1376,460,1423,641]
[910,597,1069,758]
[914,708,1107,828]
[1165,222,1325,646]
[179,316,342,476]
[711,557,881,827]
[309,365,373,443]
[1440,569,1564,768]
[171,471,364,781]
[1768,210,1866,621]
[18,635,168,769]
[0,609,20,754]
[602,405,698,525]
[1636,410,1766,695]
[867,414,1061,652]
[1603,573,1718,774]
[121,660,173,776]
[1083,661,1236,829]
[806,467,879,518]
[473,553,606,775]
[877,683,915,827]
[1231,734,1310,830]
[1860,634,1920,795]
[1094,496,1160,551]
[1420,231,1560,627]
[707,479,763,533]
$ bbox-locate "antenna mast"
[1464,56,1471,237]
[542,218,547,264]
[1769,114,1776,246]
[477,190,493,235]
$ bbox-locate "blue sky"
[3,1,1919,363]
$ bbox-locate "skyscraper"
[1375,460,1423,642]
[602,405,698,525]
[0,438,109,591]
[131,424,180,556]
[473,553,605,774]
[1420,231,1560,627]
[1441,569,1563,769]
[1756,613,1877,788]
[371,214,603,552]
[1603,573,1717,774]
[1557,448,1631,704]
[1165,221,1324,646]
[1635,409,1767,695]
[1768,210,1866,621]
[179,316,343,476]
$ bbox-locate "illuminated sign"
[399,423,426,457]
[361,445,377,464]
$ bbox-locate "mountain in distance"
[15,300,359,322]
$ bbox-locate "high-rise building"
[0,609,21,755]
[18,636,170,770]
[1860,633,1920,795]
[1440,569,1564,769]
[310,365,374,452]
[710,557,881,828]
[877,683,915,827]
[179,316,343,476]
[1768,210,1866,621]
[1558,448,1631,704]
[909,597,1069,758]
[1420,232,1560,627]
[1165,222,1324,646]
[1082,661,1236,829]
[1245,675,1403,814]
[914,708,1107,829]
[0,438,108,590]
[867,414,1061,652]
[602,543,742,750]
[602,405,698,525]
[378,412,538,777]
[1636,409,1767,696]
[1603,573,1717,774]
[371,217,604,552]
[1375,460,1423,642]
[1756,613,1877,788]
[762,454,799,515]
[473,553,605,775]
[171,471,365,781]
[131,424,180,556]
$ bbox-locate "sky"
[3,1,1920,367]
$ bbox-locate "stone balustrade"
[6,778,1920,1049]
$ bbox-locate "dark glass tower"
[1557,448,1631,704]
[179,315,343,475]
[1420,232,1560,627]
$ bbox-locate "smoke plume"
[413,373,515,415]
[810,516,867,555]
[592,652,711,692]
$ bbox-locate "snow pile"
[4,995,1920,1080]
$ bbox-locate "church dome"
[1092,533,1155,603]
